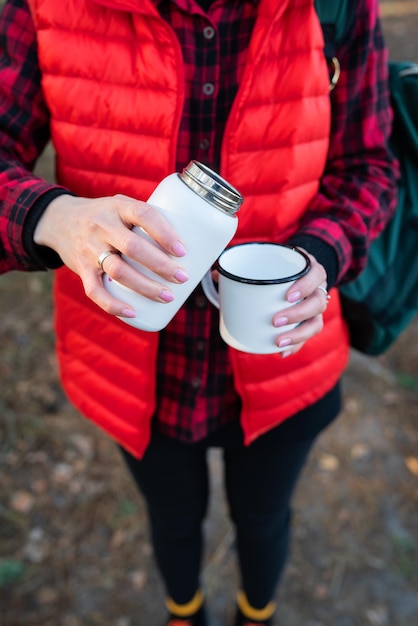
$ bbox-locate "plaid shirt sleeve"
[289,0,400,287]
[0,0,66,272]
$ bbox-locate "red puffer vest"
[28,0,350,458]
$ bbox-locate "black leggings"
[120,384,341,609]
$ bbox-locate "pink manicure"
[287,291,302,303]
[274,317,288,327]
[160,289,175,303]
[172,241,187,257]
[174,268,189,283]
[121,308,137,318]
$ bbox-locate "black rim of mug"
[215,243,311,285]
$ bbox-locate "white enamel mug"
[201,243,311,354]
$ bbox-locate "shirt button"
[195,295,207,308]
[191,377,202,389]
[196,340,206,351]
[202,82,215,96]
[203,26,215,40]
[199,138,210,150]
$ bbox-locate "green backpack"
[315,0,418,355]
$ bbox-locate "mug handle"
[201,270,220,308]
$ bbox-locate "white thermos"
[103,161,244,331]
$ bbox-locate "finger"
[100,252,185,303]
[82,272,138,318]
[273,287,328,328]
[97,251,120,272]
[286,268,327,302]
[86,268,178,317]
[275,314,324,354]
[105,226,189,284]
[116,197,187,258]
[285,251,327,303]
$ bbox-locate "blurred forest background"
[1,1,418,625]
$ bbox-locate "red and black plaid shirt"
[0,0,398,442]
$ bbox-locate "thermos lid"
[180,161,244,216]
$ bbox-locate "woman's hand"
[34,194,189,318]
[272,248,330,357]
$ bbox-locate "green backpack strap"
[314,0,353,53]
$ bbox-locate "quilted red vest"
[28,0,350,458]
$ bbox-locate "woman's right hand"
[33,193,189,318]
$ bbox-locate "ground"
[0,1,418,625]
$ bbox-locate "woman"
[0,0,398,623]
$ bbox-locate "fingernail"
[121,308,137,318]
[274,317,288,327]
[278,337,292,348]
[174,268,189,283]
[281,350,292,358]
[287,291,302,303]
[159,289,175,302]
[172,241,186,257]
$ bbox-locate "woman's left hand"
[272,248,331,356]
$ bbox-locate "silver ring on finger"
[317,284,331,303]
[97,250,120,272]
